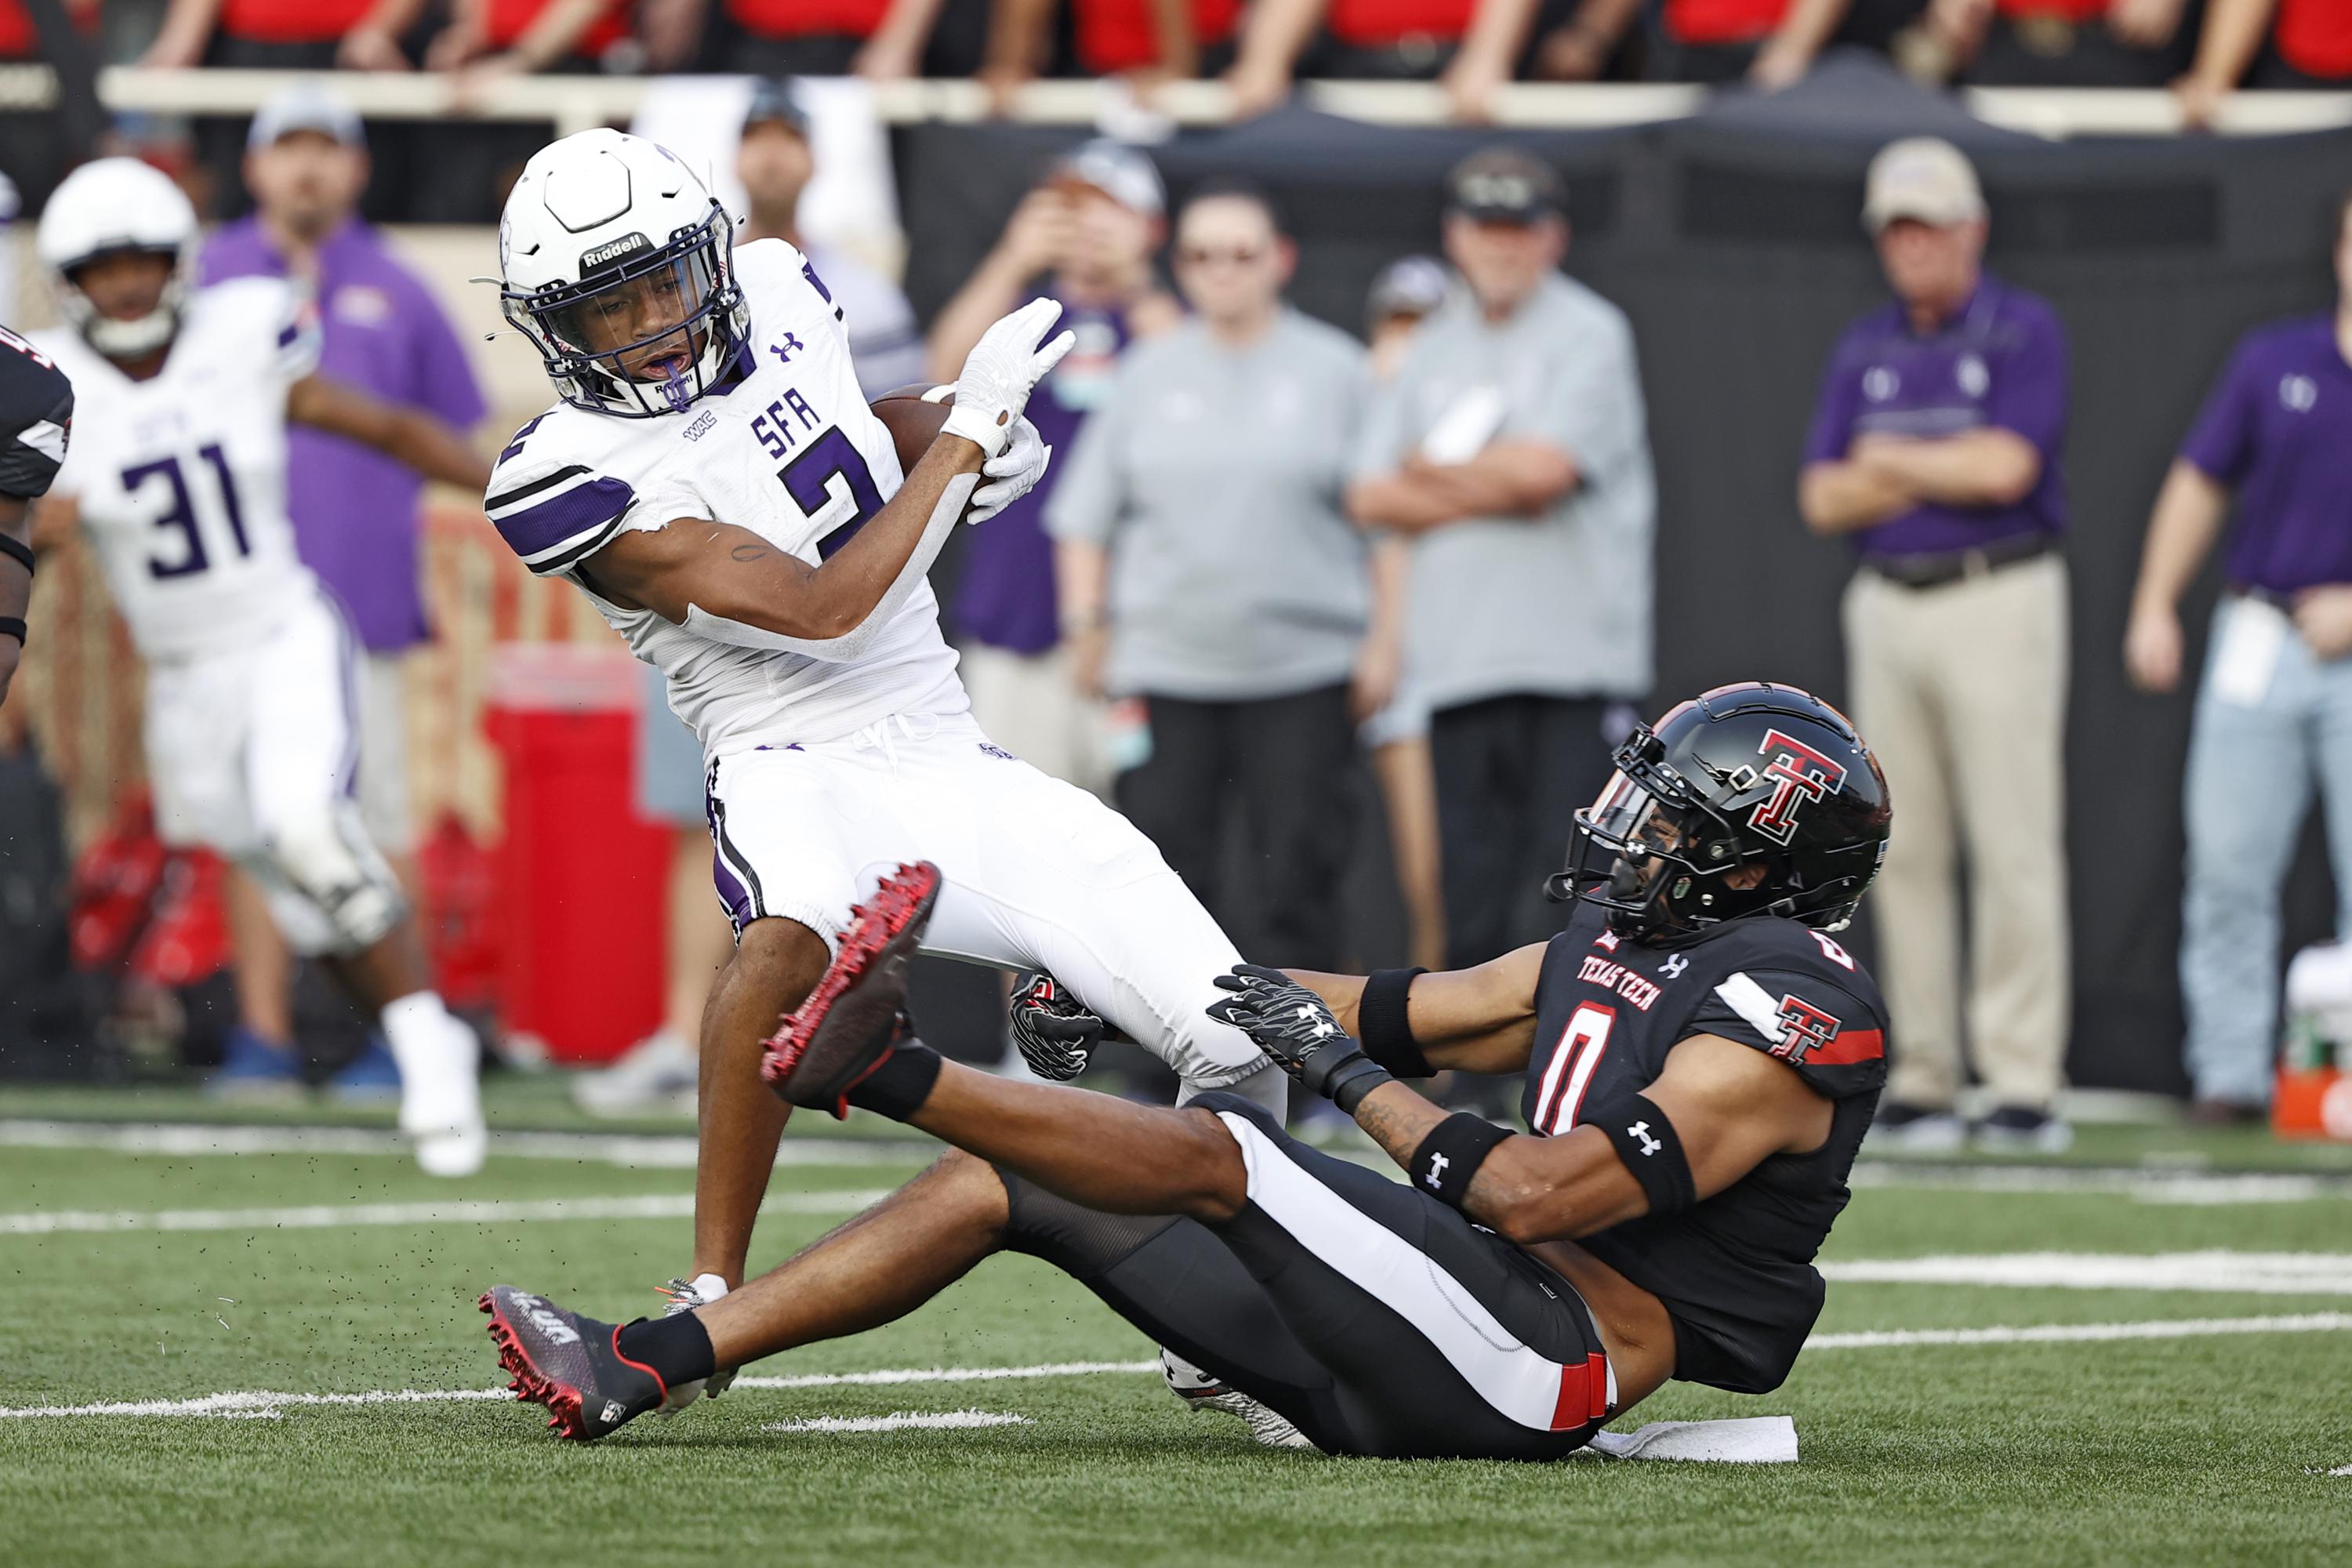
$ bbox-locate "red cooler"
[484,646,672,1063]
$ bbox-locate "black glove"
[1206,964,1393,1112]
[1008,971,1102,1082]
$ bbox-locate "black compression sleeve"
[1356,967,1431,1077]
[1586,1093,1697,1215]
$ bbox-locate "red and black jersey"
[0,325,73,502]
[1522,898,1888,1394]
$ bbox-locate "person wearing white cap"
[927,142,1181,794]
[1798,136,2074,1154]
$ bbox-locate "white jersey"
[483,239,964,753]
[38,279,323,661]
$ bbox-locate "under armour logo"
[1661,954,1688,981]
[1424,1152,1450,1189]
[1296,1004,1334,1038]
[771,332,804,365]
[1627,1120,1661,1157]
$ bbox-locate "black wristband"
[844,1040,943,1122]
[1327,1055,1394,1116]
[0,532,32,577]
[1357,967,1431,1077]
[1406,1112,1512,1210]
[0,616,22,648]
[1588,1093,1697,1215]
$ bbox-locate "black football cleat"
[479,1284,667,1441]
[760,861,940,1117]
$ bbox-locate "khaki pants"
[1842,554,2070,1110]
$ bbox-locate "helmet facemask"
[1563,735,1776,946]
[60,245,189,363]
[503,207,746,419]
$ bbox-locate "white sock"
[381,990,481,1136]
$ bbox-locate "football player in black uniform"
[0,325,73,705]
[483,682,1891,1457]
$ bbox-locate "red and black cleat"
[760,860,941,1117]
[479,1284,666,1442]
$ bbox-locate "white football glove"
[969,416,1052,524]
[942,296,1076,459]
[654,1272,734,1417]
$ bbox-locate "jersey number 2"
[777,428,884,559]
[123,446,249,579]
[1532,1003,1615,1136]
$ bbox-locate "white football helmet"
[499,129,750,419]
[36,157,199,362]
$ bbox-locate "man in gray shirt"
[1348,147,1657,969]
[1049,181,1397,970]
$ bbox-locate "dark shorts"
[997,1094,1611,1461]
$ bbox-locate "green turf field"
[3,1083,2348,1567]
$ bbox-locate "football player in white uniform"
[486,129,1286,1359]
[32,158,495,1176]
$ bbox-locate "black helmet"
[1550,682,1891,946]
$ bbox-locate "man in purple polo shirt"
[1799,136,2073,1153]
[2125,188,2352,1124]
[201,82,488,1089]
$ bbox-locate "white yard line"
[5,1315,2349,1421]
[761,1410,1031,1433]
[0,1189,890,1236]
[0,1119,927,1170]
[1818,1251,2352,1296]
[1806,1312,2352,1350]
[1849,1162,2352,1206]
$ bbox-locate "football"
[869,383,955,475]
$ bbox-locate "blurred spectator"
[1225,0,1543,121]
[643,0,954,76]
[734,78,923,397]
[1871,0,2198,86]
[1799,137,2071,1152]
[1362,255,1453,972]
[143,0,382,69]
[982,0,1243,107]
[1347,148,1654,971]
[422,0,633,98]
[1046,182,1385,970]
[927,141,1180,791]
[579,79,928,1113]
[2175,0,2350,129]
[1740,0,1933,88]
[199,82,488,1087]
[2123,188,2352,1125]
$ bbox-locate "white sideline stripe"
[1819,1250,2352,1297]
[0,1120,928,1170]
[761,1409,1031,1433]
[0,1189,889,1236]
[5,1316,2350,1420]
[1849,1163,2352,1206]
[1806,1312,2352,1350]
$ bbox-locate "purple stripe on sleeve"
[491,474,636,560]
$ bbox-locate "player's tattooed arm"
[1281,943,1545,1075]
[580,430,986,643]
[285,373,492,494]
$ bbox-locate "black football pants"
[994,1093,1610,1461]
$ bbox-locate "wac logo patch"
[1749,728,1847,845]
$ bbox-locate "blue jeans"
[2180,598,2352,1103]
